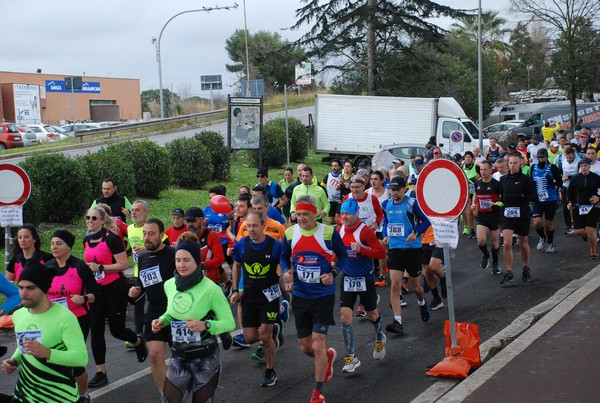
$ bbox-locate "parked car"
[46,125,69,141]
[26,124,53,143]
[0,122,24,149]
[371,143,428,169]
[61,123,102,136]
[482,120,524,142]
[18,125,39,147]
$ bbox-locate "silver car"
[371,143,428,170]
[18,125,39,147]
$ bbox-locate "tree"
[225,30,307,93]
[506,22,551,91]
[292,0,468,95]
[140,89,178,117]
[511,0,600,127]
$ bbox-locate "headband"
[296,203,317,214]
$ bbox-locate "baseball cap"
[392,158,401,164]
[581,133,589,138]
[537,148,548,157]
[388,176,406,190]
[356,168,370,177]
[184,207,204,221]
[256,167,268,177]
[453,153,463,162]
[550,141,559,147]
[580,157,592,165]
[432,148,442,155]
[171,208,185,217]
[508,142,517,150]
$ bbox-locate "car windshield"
[50,126,67,133]
[30,126,43,132]
[7,124,19,133]
[463,121,480,139]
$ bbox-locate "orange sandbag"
[444,320,481,369]
[427,356,472,378]
[0,315,14,329]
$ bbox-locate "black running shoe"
[134,337,147,363]
[481,254,490,269]
[221,332,233,350]
[500,271,514,285]
[385,320,404,335]
[492,261,501,275]
[88,371,108,388]
[420,303,431,322]
[260,369,278,387]
[430,298,444,311]
[522,266,531,283]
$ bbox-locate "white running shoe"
[373,334,386,360]
[342,355,361,373]
[546,244,555,253]
[536,238,546,251]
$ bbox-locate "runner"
[498,154,537,285]
[530,148,562,254]
[281,195,348,403]
[557,148,580,235]
[472,160,503,274]
[165,208,188,247]
[336,198,387,373]
[462,151,480,239]
[1,261,88,403]
[230,211,284,387]
[151,240,235,403]
[567,157,600,259]
[5,224,53,282]
[128,219,176,397]
[367,170,390,288]
[382,176,432,335]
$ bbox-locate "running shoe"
[468,230,476,239]
[373,334,386,360]
[492,261,501,275]
[260,370,277,387]
[512,237,519,246]
[355,305,366,317]
[272,323,281,349]
[134,337,147,363]
[565,227,574,236]
[374,277,388,287]
[400,296,407,307]
[545,244,555,254]
[385,320,404,335]
[88,371,108,388]
[401,280,410,294]
[250,344,265,362]
[325,348,337,382]
[500,271,514,285]
[463,225,470,235]
[124,341,135,350]
[430,298,444,311]
[522,266,531,283]
[280,300,290,324]
[536,238,546,251]
[233,333,251,348]
[342,355,361,373]
[591,251,598,260]
[221,332,233,350]
[481,254,490,269]
[310,390,326,403]
[420,303,431,322]
[78,395,93,403]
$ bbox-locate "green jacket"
[290,177,330,215]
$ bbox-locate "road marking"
[412,264,600,403]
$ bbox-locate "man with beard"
[128,219,176,397]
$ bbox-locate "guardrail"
[74,109,226,142]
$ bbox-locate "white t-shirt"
[527,142,547,158]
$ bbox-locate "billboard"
[13,84,41,124]
[228,97,263,150]
[45,80,101,93]
[295,62,312,85]
[201,75,223,91]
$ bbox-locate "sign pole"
[442,242,459,349]
[285,84,290,166]
[4,226,11,271]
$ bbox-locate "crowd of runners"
[1,124,600,403]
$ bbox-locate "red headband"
[296,203,317,214]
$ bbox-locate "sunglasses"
[257,175,266,178]
[85,216,100,221]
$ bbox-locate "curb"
[412,264,600,402]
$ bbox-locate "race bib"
[479,199,492,210]
[538,191,548,202]
[262,284,282,302]
[344,276,366,292]
[579,205,593,215]
[139,265,163,288]
[387,223,405,237]
[94,271,106,281]
[208,224,223,233]
[51,297,69,308]
[171,321,201,343]
[297,265,320,284]
[16,330,42,354]
[504,207,520,218]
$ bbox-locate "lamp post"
[155,4,239,119]
[477,0,483,151]
[526,64,533,90]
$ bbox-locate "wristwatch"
[98,264,105,272]
[205,321,212,330]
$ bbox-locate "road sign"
[201,75,223,91]
[0,164,31,207]
[449,130,464,155]
[415,158,468,219]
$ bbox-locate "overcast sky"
[1,0,513,97]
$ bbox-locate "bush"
[77,145,136,199]
[166,137,214,188]
[120,140,172,198]
[19,154,92,224]
[251,117,308,167]
[194,130,231,181]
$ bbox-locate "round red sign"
[0,163,32,207]
[415,159,469,219]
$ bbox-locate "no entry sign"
[0,163,31,207]
[415,159,468,219]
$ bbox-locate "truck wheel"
[354,155,371,168]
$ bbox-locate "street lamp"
[155,4,239,119]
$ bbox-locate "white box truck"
[313,94,484,163]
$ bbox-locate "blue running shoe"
[280,300,290,324]
[233,333,251,348]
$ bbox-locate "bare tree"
[177,82,193,101]
[511,0,600,128]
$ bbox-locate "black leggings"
[90,279,138,365]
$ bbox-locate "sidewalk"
[414,265,600,403]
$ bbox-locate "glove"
[494,201,504,208]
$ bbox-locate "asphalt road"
[0,106,314,165]
[1,210,596,402]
